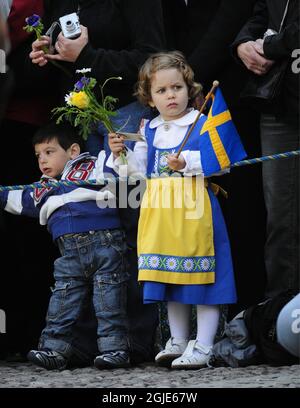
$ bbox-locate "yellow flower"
[69,91,90,109]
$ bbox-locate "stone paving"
[0,361,299,388]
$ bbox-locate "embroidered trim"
[138,254,215,273]
[153,149,177,175]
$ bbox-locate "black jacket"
[18,0,165,109]
[232,0,299,123]
[162,0,257,107]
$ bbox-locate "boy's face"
[34,138,77,178]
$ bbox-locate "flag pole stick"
[176,80,219,158]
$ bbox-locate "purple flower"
[74,77,90,91]
[25,14,41,28]
[74,80,84,91]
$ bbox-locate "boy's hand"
[167,154,186,171]
[108,133,125,158]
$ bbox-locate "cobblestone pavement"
[0,361,299,388]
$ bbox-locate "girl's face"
[149,68,189,121]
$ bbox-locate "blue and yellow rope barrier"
[0,149,299,192]
[231,149,300,168]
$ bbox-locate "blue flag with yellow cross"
[195,87,247,176]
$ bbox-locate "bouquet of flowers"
[52,68,122,140]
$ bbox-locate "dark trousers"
[224,107,266,318]
[261,114,300,297]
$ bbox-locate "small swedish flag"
[195,87,247,176]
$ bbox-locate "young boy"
[0,122,130,370]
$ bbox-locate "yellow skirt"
[138,176,215,285]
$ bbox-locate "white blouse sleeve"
[179,150,203,175]
[106,120,148,176]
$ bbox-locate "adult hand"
[108,133,125,158]
[46,25,89,63]
[167,154,186,171]
[254,38,264,54]
[254,38,275,74]
[30,36,52,66]
[237,41,274,76]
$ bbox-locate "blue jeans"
[85,101,153,156]
[39,229,129,357]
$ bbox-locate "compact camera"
[59,13,81,39]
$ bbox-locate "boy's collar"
[40,174,56,182]
[40,152,95,180]
[63,152,95,174]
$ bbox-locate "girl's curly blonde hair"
[135,51,202,106]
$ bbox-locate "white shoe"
[155,337,188,367]
[171,340,212,369]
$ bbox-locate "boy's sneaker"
[94,350,130,369]
[171,340,212,369]
[27,349,68,370]
[155,337,188,367]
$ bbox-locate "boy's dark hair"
[32,122,84,151]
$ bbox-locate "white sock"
[196,304,220,347]
[167,302,191,340]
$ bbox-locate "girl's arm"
[107,120,148,175]
[107,135,148,176]
[177,150,203,176]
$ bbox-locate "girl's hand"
[167,154,186,171]
[46,25,89,63]
[108,133,125,158]
[30,35,51,66]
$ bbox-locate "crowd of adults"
[0,0,298,364]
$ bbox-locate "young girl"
[108,51,245,369]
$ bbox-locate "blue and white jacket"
[0,152,121,240]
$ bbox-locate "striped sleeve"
[0,188,39,218]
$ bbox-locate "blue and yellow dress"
[137,111,246,305]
